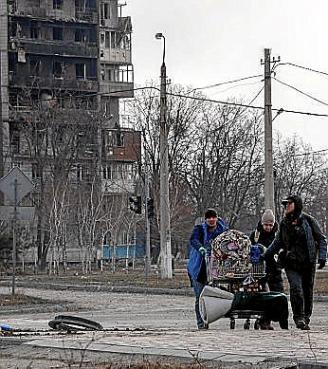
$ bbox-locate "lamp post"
[155,33,172,278]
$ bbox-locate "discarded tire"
[48,315,103,331]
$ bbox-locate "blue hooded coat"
[187,218,228,284]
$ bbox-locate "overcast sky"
[125,0,328,152]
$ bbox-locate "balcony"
[11,38,98,59]
[9,74,98,92]
[99,81,134,98]
[100,48,132,64]
[10,7,47,18]
[75,9,98,24]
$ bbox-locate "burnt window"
[86,0,96,9]
[89,29,96,43]
[30,59,40,76]
[75,29,87,42]
[9,124,20,154]
[30,21,39,39]
[87,60,97,78]
[53,0,63,9]
[53,61,63,78]
[9,53,17,74]
[116,131,124,147]
[75,0,83,11]
[75,63,85,79]
[53,27,63,40]
[102,165,112,180]
[105,31,110,48]
[101,3,110,19]
[32,163,42,179]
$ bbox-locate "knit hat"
[261,209,275,225]
[204,208,218,219]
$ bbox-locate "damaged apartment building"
[0,0,141,266]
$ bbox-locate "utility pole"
[144,161,151,277]
[0,1,9,180]
[155,33,172,279]
[261,49,280,210]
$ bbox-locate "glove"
[318,259,326,269]
[198,246,206,256]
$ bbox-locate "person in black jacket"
[249,209,285,330]
[250,209,284,293]
[264,195,327,330]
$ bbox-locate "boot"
[260,319,274,330]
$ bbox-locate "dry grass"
[0,292,49,306]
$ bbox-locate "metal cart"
[207,256,267,329]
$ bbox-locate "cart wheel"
[244,319,251,330]
[230,318,235,329]
[254,319,260,330]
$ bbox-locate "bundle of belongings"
[211,229,252,277]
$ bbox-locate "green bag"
[231,291,288,323]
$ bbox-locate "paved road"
[1,286,328,368]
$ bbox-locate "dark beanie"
[204,208,218,219]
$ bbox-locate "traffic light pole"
[144,164,151,277]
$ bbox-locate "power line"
[275,62,328,78]
[165,91,328,118]
[273,77,328,107]
[187,74,262,93]
[294,148,328,157]
[248,86,264,105]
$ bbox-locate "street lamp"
[155,32,172,279]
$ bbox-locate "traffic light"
[129,196,142,214]
[147,198,154,218]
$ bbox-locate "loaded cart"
[199,230,289,329]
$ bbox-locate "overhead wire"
[294,148,328,157]
[275,62,328,78]
[165,90,328,118]
[188,74,262,92]
[273,77,328,107]
[48,75,328,118]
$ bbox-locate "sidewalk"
[1,285,328,368]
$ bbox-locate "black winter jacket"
[249,221,278,248]
[264,212,327,268]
